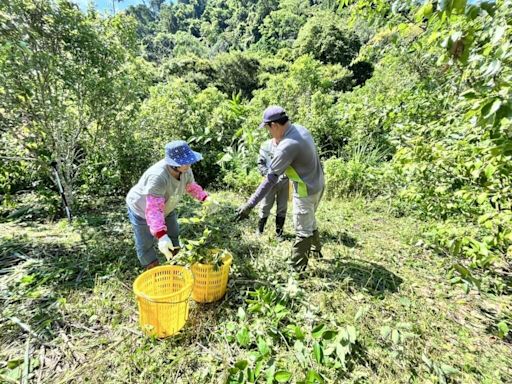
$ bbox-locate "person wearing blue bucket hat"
[126,140,208,269]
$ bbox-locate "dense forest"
[1,0,511,383]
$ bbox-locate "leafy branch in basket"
[178,201,231,268]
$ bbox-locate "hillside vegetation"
[0,0,511,383]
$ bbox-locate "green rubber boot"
[257,217,268,236]
[276,216,286,242]
[291,235,313,272]
[311,229,323,258]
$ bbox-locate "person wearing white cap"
[235,106,325,272]
[126,140,208,269]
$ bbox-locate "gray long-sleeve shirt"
[246,124,323,208]
[268,124,324,197]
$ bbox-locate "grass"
[0,192,511,383]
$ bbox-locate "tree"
[125,4,157,39]
[211,52,261,99]
[150,0,165,14]
[0,0,146,209]
[246,55,350,155]
[143,32,175,62]
[258,9,306,52]
[173,31,208,57]
[200,0,279,51]
[135,80,239,186]
[294,12,361,66]
[342,0,512,287]
[160,55,215,90]
[158,1,206,36]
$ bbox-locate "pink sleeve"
[145,195,167,238]
[186,182,208,202]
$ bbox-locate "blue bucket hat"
[164,140,203,167]
[258,105,288,128]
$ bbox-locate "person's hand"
[157,235,175,261]
[235,203,252,222]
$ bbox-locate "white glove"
[158,235,175,261]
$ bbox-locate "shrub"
[324,142,388,198]
[222,168,262,194]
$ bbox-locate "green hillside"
[1,0,511,382]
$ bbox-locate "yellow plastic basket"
[191,250,232,303]
[133,265,194,338]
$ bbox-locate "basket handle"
[136,290,192,305]
[136,266,193,304]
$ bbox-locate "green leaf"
[236,327,250,347]
[322,330,337,340]
[460,89,478,99]
[354,306,368,322]
[247,367,255,382]
[255,359,264,377]
[482,61,501,78]
[257,336,270,357]
[480,1,496,16]
[266,364,276,384]
[484,99,502,119]
[399,297,412,307]
[274,371,292,382]
[465,4,480,19]
[421,353,432,369]
[274,304,287,314]
[20,275,35,284]
[396,322,412,330]
[491,25,506,45]
[312,342,323,364]
[415,2,433,22]
[234,360,248,370]
[305,370,324,384]
[477,193,488,205]
[294,340,305,352]
[248,303,262,313]
[293,325,305,340]
[323,344,335,357]
[294,340,307,367]
[336,343,349,364]
[484,164,496,179]
[311,324,325,339]
[346,325,357,343]
[497,321,509,338]
[237,307,246,321]
[440,364,458,376]
[440,0,454,14]
[6,359,23,369]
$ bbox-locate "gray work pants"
[293,188,324,238]
[259,178,289,219]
